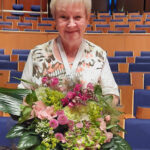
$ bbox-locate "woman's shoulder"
[30,39,54,55]
[84,39,107,58]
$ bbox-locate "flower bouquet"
[0,77,131,150]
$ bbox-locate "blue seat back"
[144,73,150,89]
[114,51,133,57]
[129,63,150,72]
[134,89,150,116]
[113,73,130,85]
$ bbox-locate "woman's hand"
[112,95,119,106]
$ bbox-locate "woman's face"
[55,2,88,45]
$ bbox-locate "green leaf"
[101,135,132,150]
[17,133,40,150]
[26,90,38,106]
[6,124,25,138]
[106,124,118,129]
[0,88,31,99]
[19,106,32,123]
[0,88,31,116]
[34,144,47,150]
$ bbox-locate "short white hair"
[50,0,92,18]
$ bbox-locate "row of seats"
[1,16,150,33]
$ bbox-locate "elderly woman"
[18,0,119,105]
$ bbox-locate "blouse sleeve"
[17,51,33,89]
[100,56,119,97]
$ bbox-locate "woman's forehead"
[56,2,85,12]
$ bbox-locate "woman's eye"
[75,16,81,19]
[60,16,67,19]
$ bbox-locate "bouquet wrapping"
[0,77,131,150]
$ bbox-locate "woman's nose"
[67,18,76,27]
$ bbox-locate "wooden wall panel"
[145,0,150,11]
[92,0,109,12]
[124,0,144,13]
[0,0,15,10]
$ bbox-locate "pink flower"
[50,77,59,87]
[105,132,113,143]
[61,98,69,106]
[100,120,106,131]
[49,119,59,129]
[73,84,82,92]
[55,133,66,143]
[105,115,111,122]
[56,110,64,116]
[32,100,46,112]
[76,122,83,128]
[42,76,48,84]
[32,101,57,120]
[66,91,75,99]
[97,118,104,122]
[87,83,94,91]
[68,102,75,108]
[68,120,74,130]
[57,114,68,125]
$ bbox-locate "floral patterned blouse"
[18,37,119,97]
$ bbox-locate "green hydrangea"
[35,87,65,111]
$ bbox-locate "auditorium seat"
[133,89,150,116]
[144,73,150,89]
[109,19,124,30]
[108,56,126,63]
[86,30,102,33]
[135,24,150,33]
[92,19,107,30]
[135,56,150,63]
[12,4,24,17]
[115,24,130,33]
[29,5,40,17]
[110,63,118,72]
[41,18,55,27]
[125,118,150,150]
[114,15,128,22]
[113,73,130,85]
[108,30,124,33]
[17,22,32,31]
[24,29,40,32]
[89,14,96,24]
[19,55,28,61]
[0,62,17,70]
[0,49,4,55]
[12,49,30,55]
[95,24,110,33]
[98,15,112,24]
[114,51,133,57]
[129,30,146,33]
[128,15,143,20]
[9,71,22,84]
[129,63,150,72]
[37,23,54,31]
[145,18,150,24]
[0,55,10,61]
[2,28,19,31]
[0,21,12,30]
[24,17,38,29]
[140,51,150,56]
[6,16,20,29]
[128,19,143,30]
[0,117,18,147]
[45,29,58,32]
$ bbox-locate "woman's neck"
[61,39,82,58]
